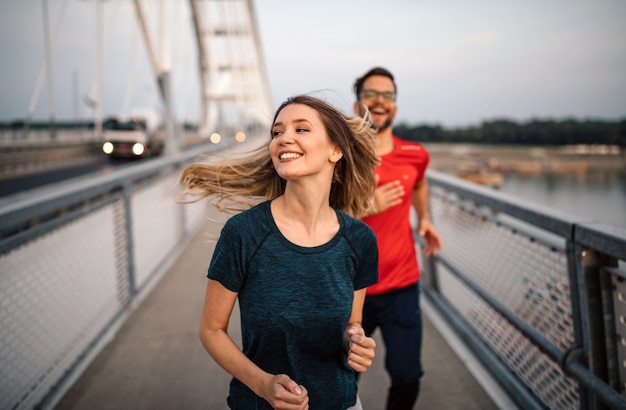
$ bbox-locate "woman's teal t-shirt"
[208,200,378,409]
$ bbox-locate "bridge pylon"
[189,0,273,141]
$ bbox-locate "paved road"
[54,219,510,410]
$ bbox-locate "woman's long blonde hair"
[179,95,378,218]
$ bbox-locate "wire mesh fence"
[0,142,225,410]
[424,170,626,409]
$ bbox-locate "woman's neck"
[271,190,338,247]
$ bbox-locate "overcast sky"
[1,0,625,128]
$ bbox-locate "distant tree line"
[3,117,626,146]
[394,118,626,146]
[0,120,199,131]
[0,120,96,129]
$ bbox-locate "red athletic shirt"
[362,136,429,295]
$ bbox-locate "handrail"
[0,140,236,243]
[2,149,625,409]
[0,138,244,410]
[424,169,626,410]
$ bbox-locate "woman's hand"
[260,373,309,410]
[345,324,376,372]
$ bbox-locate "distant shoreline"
[424,143,625,173]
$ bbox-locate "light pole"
[41,0,56,138]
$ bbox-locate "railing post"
[585,249,613,410]
[566,240,594,409]
[567,239,620,410]
[122,185,137,300]
[420,246,439,292]
[419,187,440,292]
[602,266,623,397]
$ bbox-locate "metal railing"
[0,126,205,177]
[2,142,625,410]
[0,138,242,410]
[422,170,626,410]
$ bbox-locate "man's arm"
[411,178,442,256]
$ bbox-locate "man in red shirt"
[354,67,443,409]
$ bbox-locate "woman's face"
[269,103,343,182]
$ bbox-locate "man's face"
[357,75,397,132]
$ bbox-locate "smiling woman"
[270,104,344,190]
[178,94,381,409]
[179,95,378,218]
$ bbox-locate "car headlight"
[210,133,221,144]
[132,143,145,156]
[102,142,114,154]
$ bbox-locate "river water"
[497,169,626,230]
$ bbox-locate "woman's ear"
[329,145,343,164]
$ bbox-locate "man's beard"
[360,104,393,132]
[373,118,393,133]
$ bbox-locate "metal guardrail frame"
[0,140,236,244]
[422,169,626,410]
[0,139,238,409]
[3,145,625,409]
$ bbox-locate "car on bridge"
[101,111,164,158]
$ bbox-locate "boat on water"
[456,160,504,188]
[458,170,504,188]
[509,160,543,175]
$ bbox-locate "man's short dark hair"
[353,67,397,101]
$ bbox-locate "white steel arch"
[189,0,273,139]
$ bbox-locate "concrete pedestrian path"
[54,217,512,410]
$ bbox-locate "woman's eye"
[296,128,309,133]
[271,130,282,138]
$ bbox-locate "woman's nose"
[278,131,294,144]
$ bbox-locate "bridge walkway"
[53,219,512,410]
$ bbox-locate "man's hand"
[418,218,442,256]
[372,177,404,215]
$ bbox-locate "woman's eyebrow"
[273,118,313,128]
[291,118,313,125]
